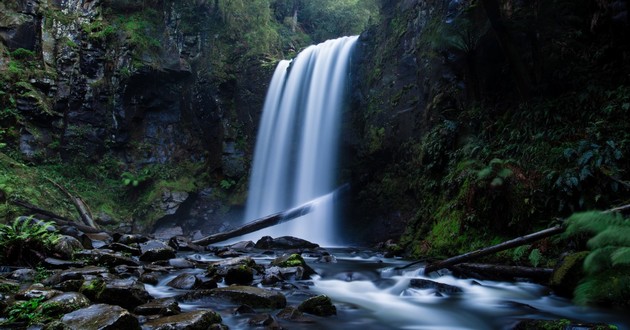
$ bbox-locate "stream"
[146,248,630,330]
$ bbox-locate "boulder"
[208,256,258,285]
[168,236,204,252]
[37,292,91,318]
[142,310,222,330]
[179,286,287,309]
[247,313,280,328]
[73,250,140,267]
[276,306,316,323]
[61,304,140,330]
[134,298,181,316]
[140,240,177,262]
[297,295,336,317]
[254,236,319,250]
[81,278,152,309]
[409,279,463,295]
[52,235,84,259]
[270,254,316,277]
[549,251,590,298]
[16,284,62,300]
[114,234,149,245]
[59,266,108,281]
[166,273,203,290]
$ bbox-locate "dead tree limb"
[192,203,313,246]
[10,199,104,233]
[423,225,565,275]
[46,178,98,229]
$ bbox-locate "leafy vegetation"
[0,217,61,266]
[562,211,630,307]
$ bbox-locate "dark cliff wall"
[345,0,630,256]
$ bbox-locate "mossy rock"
[513,319,618,330]
[297,295,336,317]
[549,251,589,298]
[270,254,316,277]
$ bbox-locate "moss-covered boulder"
[297,295,337,317]
[37,292,91,318]
[549,251,589,298]
[270,253,316,277]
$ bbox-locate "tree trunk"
[424,225,565,274]
[192,203,313,246]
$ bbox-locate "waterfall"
[241,36,358,246]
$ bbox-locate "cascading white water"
[241,36,358,246]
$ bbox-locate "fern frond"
[583,246,616,275]
[611,247,630,267]
[587,226,630,249]
[563,211,628,237]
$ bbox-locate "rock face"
[0,0,274,234]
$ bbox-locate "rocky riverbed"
[0,228,628,330]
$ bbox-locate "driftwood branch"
[46,178,98,229]
[424,225,565,275]
[192,203,313,246]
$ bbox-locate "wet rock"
[16,284,62,300]
[73,249,140,267]
[81,278,152,309]
[165,258,196,269]
[140,240,177,262]
[512,319,618,330]
[254,236,319,250]
[114,233,149,245]
[409,279,463,295]
[37,292,91,318]
[8,268,36,282]
[549,251,590,298]
[297,295,337,317]
[52,280,84,293]
[139,273,160,285]
[270,254,316,277]
[276,306,316,323]
[159,191,189,216]
[208,256,258,285]
[166,273,203,290]
[248,313,280,328]
[59,266,108,281]
[216,249,243,258]
[79,232,113,249]
[52,235,84,259]
[61,304,140,330]
[315,252,337,263]
[103,242,142,256]
[43,258,85,269]
[180,286,287,309]
[134,298,181,316]
[142,310,222,330]
[0,278,19,294]
[168,236,204,252]
[234,304,256,315]
[229,240,255,251]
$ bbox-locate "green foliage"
[528,248,542,267]
[220,179,236,190]
[4,297,46,324]
[10,48,36,61]
[121,168,151,188]
[563,211,630,307]
[0,217,61,265]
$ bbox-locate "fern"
[563,211,630,307]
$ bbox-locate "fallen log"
[451,263,553,283]
[192,185,349,246]
[192,202,313,246]
[46,178,98,229]
[423,225,565,275]
[11,199,105,234]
